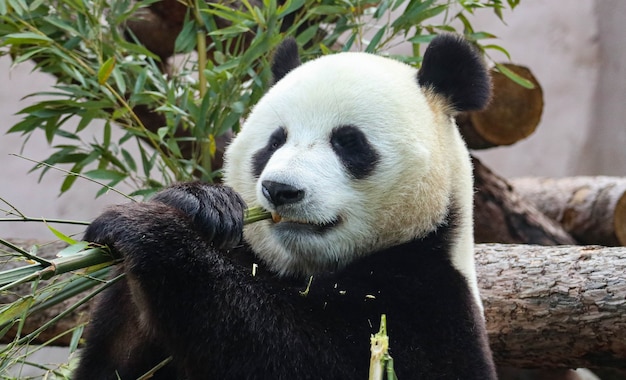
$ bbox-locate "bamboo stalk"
[0,206,272,290]
[0,206,271,336]
[369,315,396,380]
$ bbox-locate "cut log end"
[615,193,626,246]
[459,63,543,149]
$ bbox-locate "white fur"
[223,51,481,305]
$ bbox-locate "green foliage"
[1,0,519,199]
[0,0,521,377]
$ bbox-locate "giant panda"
[74,34,496,379]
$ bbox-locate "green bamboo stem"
[0,206,271,290]
[0,206,271,333]
[28,267,111,316]
[0,217,91,225]
[137,356,174,380]
[11,273,125,347]
[244,206,273,224]
[369,315,397,380]
[0,238,52,267]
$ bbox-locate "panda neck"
[342,203,463,277]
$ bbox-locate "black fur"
[252,127,287,177]
[330,125,380,179]
[75,183,496,380]
[151,182,245,248]
[417,33,491,112]
[271,38,301,84]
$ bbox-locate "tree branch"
[477,243,626,369]
[2,240,626,369]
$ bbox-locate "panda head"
[223,34,491,277]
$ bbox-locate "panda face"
[223,50,468,276]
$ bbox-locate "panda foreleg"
[78,183,355,379]
[73,275,176,380]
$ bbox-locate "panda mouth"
[271,212,340,232]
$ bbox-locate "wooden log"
[511,177,626,246]
[3,240,626,369]
[472,157,577,245]
[124,0,258,65]
[476,243,626,369]
[123,1,185,65]
[458,63,543,149]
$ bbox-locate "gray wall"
[470,0,626,177]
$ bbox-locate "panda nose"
[261,180,304,206]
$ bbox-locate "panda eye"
[252,127,287,178]
[331,129,356,151]
[331,125,368,154]
[330,125,380,179]
[268,127,287,151]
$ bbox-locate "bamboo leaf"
[174,17,197,54]
[69,324,85,354]
[97,56,116,85]
[57,241,90,257]
[483,43,512,60]
[277,0,305,16]
[366,26,387,53]
[0,296,34,326]
[0,264,40,287]
[408,33,436,44]
[60,163,82,194]
[112,66,126,95]
[2,32,52,45]
[44,15,80,36]
[83,169,126,182]
[495,63,535,89]
[121,149,137,172]
[391,0,436,30]
[466,31,497,41]
[46,224,78,245]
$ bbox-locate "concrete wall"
[470,0,626,178]
[0,59,130,239]
[1,0,625,239]
[575,0,626,175]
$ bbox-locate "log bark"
[476,243,626,369]
[472,157,577,245]
[511,176,626,246]
[3,240,626,369]
[458,63,544,149]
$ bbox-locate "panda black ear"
[271,38,301,85]
[417,34,491,113]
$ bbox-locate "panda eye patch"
[252,127,287,178]
[269,128,287,150]
[330,125,379,179]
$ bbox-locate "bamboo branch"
[0,207,271,291]
[2,240,626,369]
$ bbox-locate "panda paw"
[83,205,133,251]
[84,182,246,253]
[150,182,246,249]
